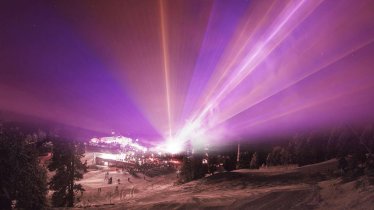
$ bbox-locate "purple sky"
[1,0,374,143]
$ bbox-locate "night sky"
[1,0,374,144]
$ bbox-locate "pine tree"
[250,152,259,169]
[48,137,87,207]
[0,127,48,210]
[191,154,206,179]
[208,156,218,175]
[223,154,236,172]
[179,156,193,182]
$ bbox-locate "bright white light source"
[164,138,184,154]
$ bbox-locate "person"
[128,177,130,182]
[117,178,121,185]
[108,177,113,184]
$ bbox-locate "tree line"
[179,125,374,183]
[0,125,87,209]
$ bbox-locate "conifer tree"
[250,152,259,169]
[0,127,47,210]
[48,137,87,207]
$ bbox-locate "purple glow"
[1,0,374,146]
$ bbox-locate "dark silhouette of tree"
[179,156,193,182]
[287,138,297,164]
[191,154,206,179]
[0,127,47,210]
[236,151,251,169]
[250,152,259,169]
[326,127,341,159]
[336,130,353,157]
[208,155,218,174]
[361,125,374,153]
[266,145,293,166]
[223,154,236,172]
[48,137,87,207]
[179,154,208,183]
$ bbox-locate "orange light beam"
[160,0,172,138]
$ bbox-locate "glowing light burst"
[162,138,184,154]
[1,1,374,150]
[161,0,374,151]
[175,0,322,148]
